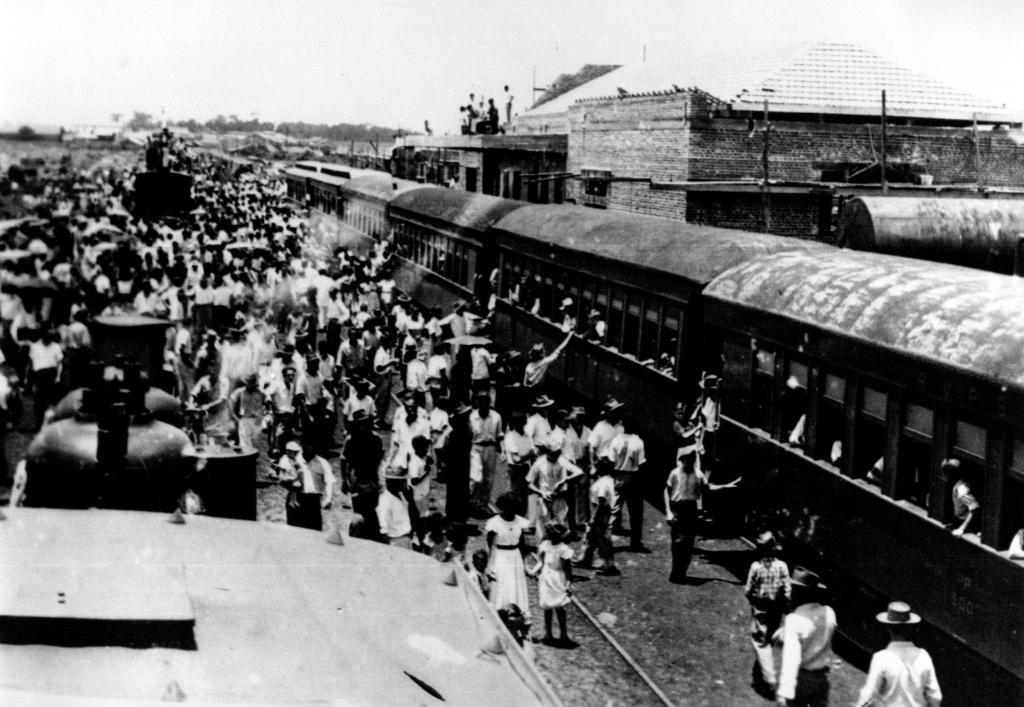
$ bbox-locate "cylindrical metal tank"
[839,197,1024,274]
[23,408,192,512]
[50,386,183,427]
[184,445,258,521]
[90,314,170,383]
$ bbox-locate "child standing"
[465,548,495,598]
[532,523,577,648]
[580,458,620,575]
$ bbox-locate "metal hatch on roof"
[0,565,196,649]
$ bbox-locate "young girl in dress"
[531,522,577,648]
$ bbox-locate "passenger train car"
[295,163,1024,704]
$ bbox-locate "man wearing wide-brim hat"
[526,394,556,448]
[776,567,836,706]
[857,602,942,707]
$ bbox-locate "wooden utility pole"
[973,112,983,187]
[880,90,888,194]
[761,100,772,233]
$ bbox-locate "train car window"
[466,245,478,288]
[857,386,888,484]
[954,421,987,459]
[568,279,581,327]
[752,349,775,431]
[660,306,680,376]
[595,282,609,312]
[640,300,660,363]
[897,402,934,507]
[949,419,988,531]
[452,242,463,283]
[782,360,809,448]
[1004,440,1024,548]
[538,266,555,319]
[721,337,751,423]
[1011,438,1024,483]
[623,294,642,358]
[816,373,846,466]
[607,290,625,352]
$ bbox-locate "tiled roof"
[521,42,1018,123]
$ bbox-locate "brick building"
[515,42,1024,240]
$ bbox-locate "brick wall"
[688,118,1024,186]
[566,93,691,219]
[686,191,826,240]
[513,112,569,135]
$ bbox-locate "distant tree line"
[124,111,398,142]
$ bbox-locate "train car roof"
[341,172,425,203]
[492,204,828,284]
[0,508,541,705]
[705,248,1024,387]
[307,171,348,187]
[390,187,526,233]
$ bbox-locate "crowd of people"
[458,86,513,135]
[0,139,953,704]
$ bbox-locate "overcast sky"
[3,0,1023,134]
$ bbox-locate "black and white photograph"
[2,0,1023,703]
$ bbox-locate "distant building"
[511,42,1024,240]
[65,124,125,142]
[391,133,568,203]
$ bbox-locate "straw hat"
[532,394,555,409]
[876,601,921,625]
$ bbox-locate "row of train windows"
[345,203,384,238]
[724,339,1024,547]
[392,220,474,288]
[499,252,683,377]
[309,187,336,213]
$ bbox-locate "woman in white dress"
[485,493,531,617]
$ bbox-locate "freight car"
[311,182,1024,704]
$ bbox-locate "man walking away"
[776,567,836,707]
[746,531,791,698]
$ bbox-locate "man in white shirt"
[523,332,573,390]
[776,567,837,707]
[405,348,429,410]
[525,395,555,449]
[608,418,649,552]
[469,344,494,397]
[469,393,503,516]
[587,399,624,471]
[377,470,413,549]
[28,330,63,430]
[857,602,942,707]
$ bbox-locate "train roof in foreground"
[705,248,1024,388]
[340,172,425,203]
[390,187,526,233]
[0,508,542,705]
[491,204,829,284]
